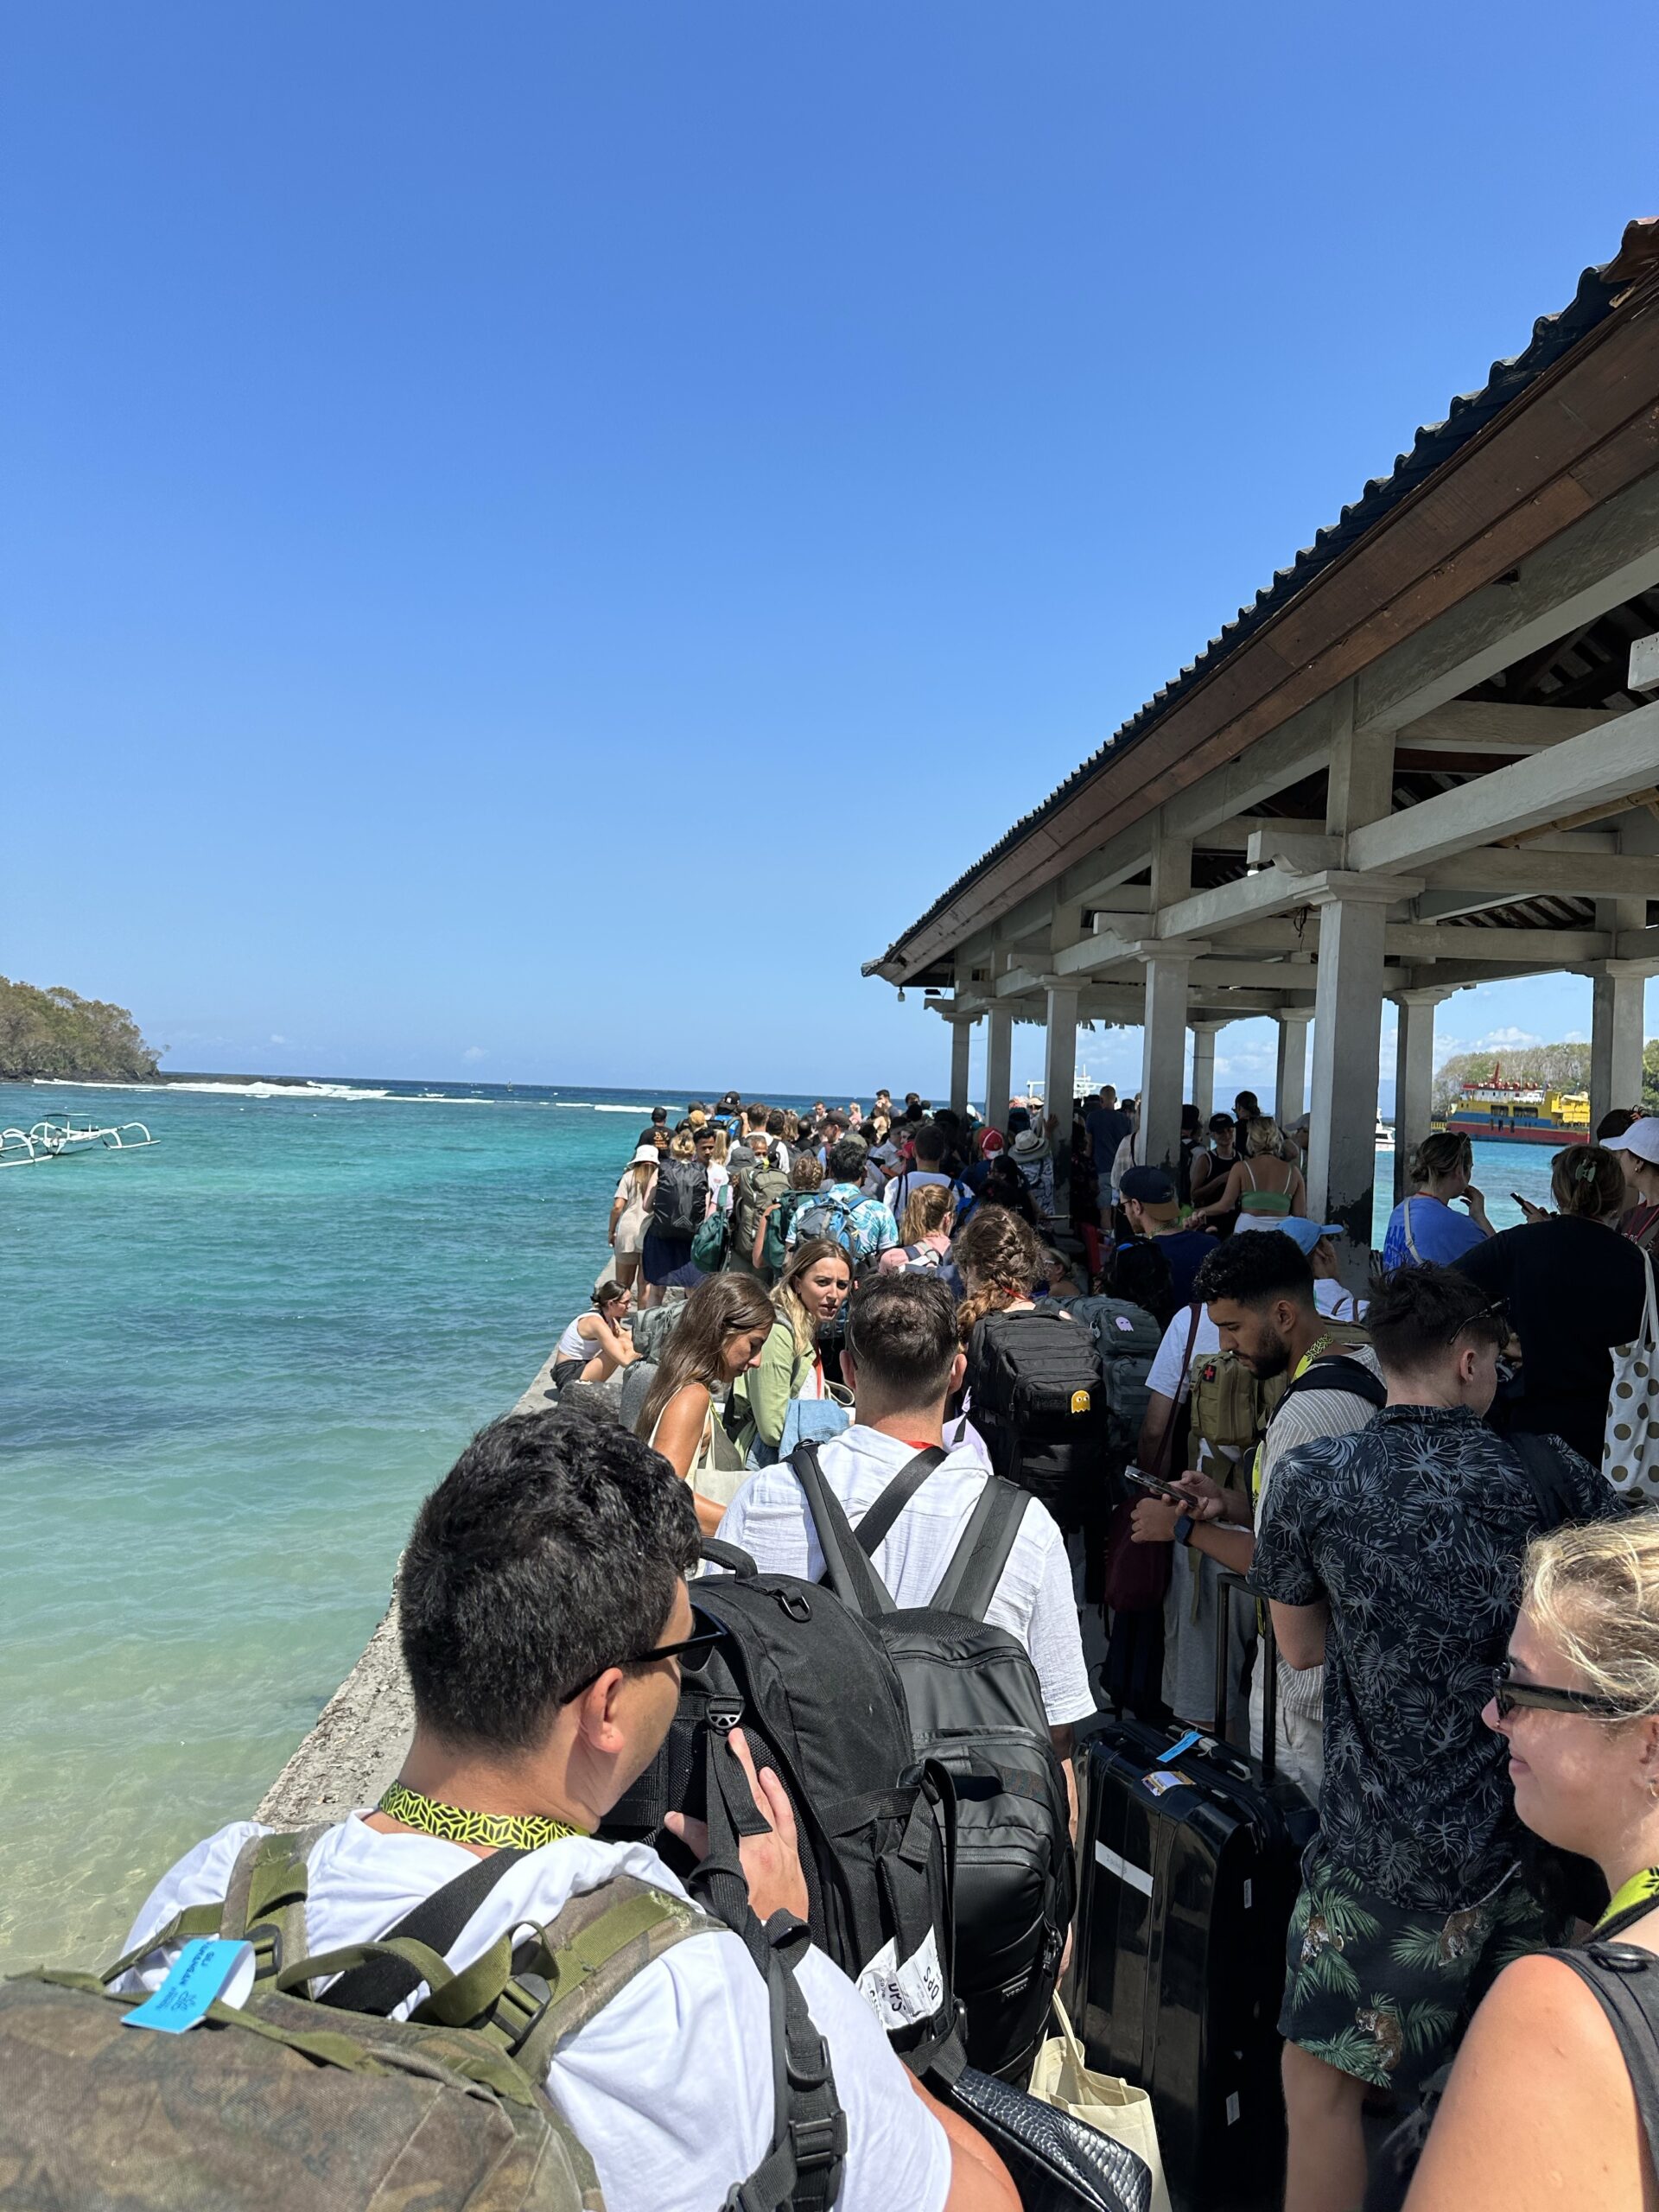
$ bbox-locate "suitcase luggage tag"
[1141,1728,1203,1796]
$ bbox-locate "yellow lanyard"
[1597,1867,1659,1935]
[377,1783,586,1852]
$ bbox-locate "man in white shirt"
[720,1274,1095,1827]
[113,1408,1015,2212]
[881,1122,972,1229]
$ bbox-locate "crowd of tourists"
[41,1084,1659,2212]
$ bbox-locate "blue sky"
[3,3,1655,1096]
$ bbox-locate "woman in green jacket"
[738,1237,851,1458]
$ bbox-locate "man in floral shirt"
[1250,1263,1618,2212]
[785,1136,899,1271]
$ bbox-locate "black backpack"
[965,1307,1108,1531]
[652,1156,708,1240]
[791,1444,1076,2082]
[598,1539,961,2082]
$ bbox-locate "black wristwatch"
[1173,1512,1195,1548]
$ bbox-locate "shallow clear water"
[1,1091,1559,1974]
[0,1077,776,1972]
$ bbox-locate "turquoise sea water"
[2,1086,1560,1974]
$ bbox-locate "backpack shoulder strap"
[315,1845,531,2015]
[1548,1945,1659,2182]
[1508,1431,1580,1533]
[511,1874,721,2079]
[102,1820,338,1990]
[931,1477,1030,1622]
[1403,1196,1423,1264]
[791,1443,896,1617]
[1275,1354,1387,1414]
[853,1446,949,1557]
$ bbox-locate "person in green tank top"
[1189,1115,1306,1230]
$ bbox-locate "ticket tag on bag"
[122,1939,256,2034]
[1156,1729,1201,1764]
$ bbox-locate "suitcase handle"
[1216,1570,1277,1785]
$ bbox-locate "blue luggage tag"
[122,1939,257,2034]
[1156,1729,1202,1764]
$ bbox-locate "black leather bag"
[949,2065,1152,2212]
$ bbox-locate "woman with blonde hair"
[734,1237,852,1459]
[636,1272,775,1534]
[1190,1114,1306,1228]
[879,1183,956,1273]
[1396,1516,1659,2212]
[1381,1128,1493,1272]
[1456,1144,1648,1465]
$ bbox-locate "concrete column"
[1138,955,1192,1174]
[1591,962,1649,1124]
[1391,988,1452,1202]
[984,1007,1013,1133]
[948,1015,973,1121]
[1274,1010,1312,1126]
[1188,1020,1223,1120]
[1042,981,1079,1199]
[1306,891,1392,1285]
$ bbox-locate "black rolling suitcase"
[1068,1572,1316,2212]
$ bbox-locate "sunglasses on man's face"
[564,1608,724,1703]
[1491,1656,1626,1721]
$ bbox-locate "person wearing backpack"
[1117,1162,1216,1305]
[786,1136,899,1275]
[1246,1267,1617,2212]
[881,1121,976,1231]
[1127,1228,1383,1800]
[955,1203,1106,1534]
[728,1128,791,1283]
[718,1273,1091,2075]
[93,1408,1015,2212]
[641,1129,712,1307]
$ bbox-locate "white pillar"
[1306,890,1391,1286]
[1274,1010,1311,1126]
[1138,955,1192,1175]
[949,1015,973,1121]
[1189,1020,1222,1120]
[1591,963,1649,1125]
[1042,981,1079,1199]
[1391,988,1451,1203]
[984,1007,1013,1131]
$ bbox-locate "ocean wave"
[552,1102,645,1112]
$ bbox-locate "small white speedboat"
[1376,1120,1395,1150]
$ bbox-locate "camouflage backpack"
[0,1824,842,2212]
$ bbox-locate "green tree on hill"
[0,979,159,1081]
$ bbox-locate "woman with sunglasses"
[1397,1516,1659,2212]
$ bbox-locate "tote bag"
[1028,1998,1170,2212]
[1604,1250,1659,1507]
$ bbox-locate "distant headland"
[0,978,159,1083]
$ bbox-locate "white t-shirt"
[880,1170,964,1224]
[115,1821,948,2212]
[718,1425,1096,1727]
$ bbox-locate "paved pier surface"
[255,1344,578,1822]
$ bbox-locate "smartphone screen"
[1123,1464,1185,1503]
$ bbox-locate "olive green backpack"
[0,1824,843,2212]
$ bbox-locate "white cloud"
[1565,1029,1589,1044]
[1474,1027,1543,1049]
[462,1045,488,1063]
[270,1033,289,1045]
